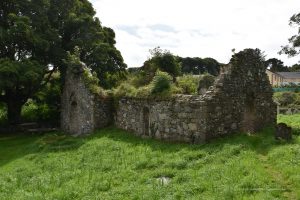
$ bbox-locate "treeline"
[129,47,222,77]
[266,58,300,72]
[134,55,300,75]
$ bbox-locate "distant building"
[266,70,284,86]
[266,70,300,86]
[277,72,300,85]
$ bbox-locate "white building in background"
[266,70,300,86]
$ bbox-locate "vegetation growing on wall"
[111,47,219,99]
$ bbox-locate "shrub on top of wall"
[176,74,199,94]
[113,70,215,99]
[150,70,173,94]
[113,82,137,98]
[198,73,215,94]
[82,69,107,97]
[135,85,152,98]
[113,70,182,99]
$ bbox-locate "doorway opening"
[143,107,150,136]
[241,92,256,133]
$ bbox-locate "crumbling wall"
[202,49,276,140]
[61,64,112,136]
[115,49,276,143]
[61,49,276,142]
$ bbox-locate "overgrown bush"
[83,69,106,96]
[21,99,39,122]
[136,85,152,98]
[113,70,211,98]
[113,82,137,98]
[294,94,300,105]
[274,92,297,106]
[176,75,199,94]
[150,70,173,94]
[198,73,215,93]
[198,73,215,88]
[33,71,61,123]
[21,99,62,123]
[128,69,155,88]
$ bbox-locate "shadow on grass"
[91,126,299,156]
[0,131,86,167]
[0,126,298,168]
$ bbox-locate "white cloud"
[91,0,300,67]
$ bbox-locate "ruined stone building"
[61,49,277,143]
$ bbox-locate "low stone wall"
[115,96,206,143]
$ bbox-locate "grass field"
[0,115,299,199]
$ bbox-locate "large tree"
[280,13,300,59]
[0,0,126,124]
[265,58,289,72]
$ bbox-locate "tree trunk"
[172,76,176,83]
[7,100,23,125]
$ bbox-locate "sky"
[91,0,300,67]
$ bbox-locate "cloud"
[116,25,140,38]
[91,0,300,67]
[148,24,177,33]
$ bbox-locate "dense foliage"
[113,47,220,98]
[150,70,173,94]
[178,57,221,76]
[0,0,126,124]
[265,58,290,72]
[273,91,300,107]
[176,75,199,94]
[141,47,181,82]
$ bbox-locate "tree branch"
[41,67,56,87]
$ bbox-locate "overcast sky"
[91,0,300,67]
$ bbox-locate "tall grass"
[0,115,299,199]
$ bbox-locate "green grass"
[0,115,299,199]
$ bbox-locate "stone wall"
[61,49,276,142]
[115,96,206,143]
[61,64,112,136]
[115,49,277,143]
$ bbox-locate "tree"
[179,57,205,74]
[280,13,300,59]
[0,0,51,124]
[265,58,289,72]
[0,59,45,124]
[142,47,181,82]
[290,64,300,72]
[202,57,220,76]
[0,0,126,124]
[177,57,220,76]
